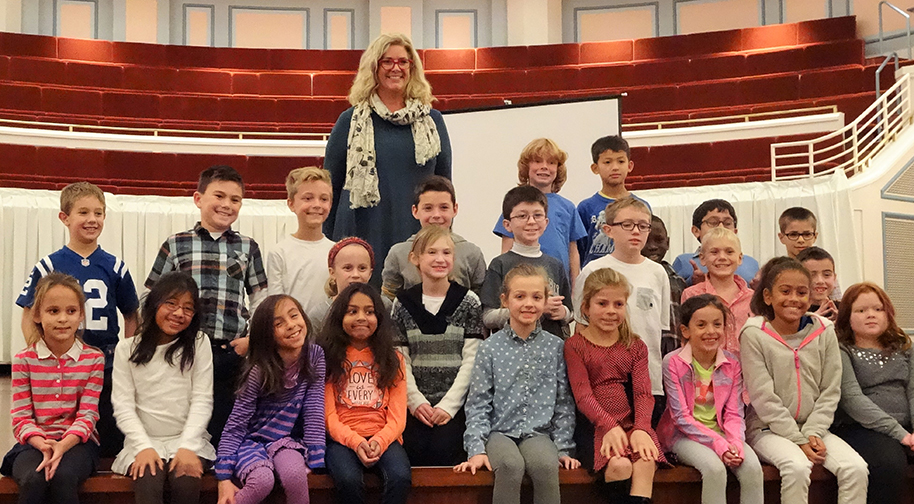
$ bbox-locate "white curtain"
[0,188,297,362]
[0,173,859,362]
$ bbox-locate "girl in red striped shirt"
[1,272,105,504]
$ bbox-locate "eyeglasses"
[378,58,413,70]
[783,231,817,241]
[162,300,195,317]
[701,218,736,229]
[610,221,652,232]
[509,212,547,223]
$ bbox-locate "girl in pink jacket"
[657,294,763,504]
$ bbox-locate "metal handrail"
[876,52,900,98]
[879,1,912,60]
[771,72,912,180]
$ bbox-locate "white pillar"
[506,0,561,46]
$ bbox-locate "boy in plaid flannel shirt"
[145,165,268,444]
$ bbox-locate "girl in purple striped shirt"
[215,294,326,504]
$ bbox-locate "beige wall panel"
[380,6,412,37]
[440,14,473,48]
[233,11,305,49]
[126,0,157,43]
[187,9,210,46]
[60,2,93,39]
[784,0,825,23]
[579,8,653,42]
[679,0,759,35]
[328,13,350,49]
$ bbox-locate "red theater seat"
[677,79,745,110]
[174,69,232,94]
[579,64,636,90]
[0,143,38,176]
[422,49,476,71]
[159,95,220,121]
[0,83,42,111]
[745,47,805,76]
[213,47,273,70]
[798,16,857,44]
[57,38,113,63]
[620,85,678,114]
[579,39,633,65]
[65,61,124,88]
[8,57,67,85]
[426,71,475,96]
[804,39,864,68]
[103,91,160,118]
[318,50,362,71]
[166,45,220,69]
[741,74,800,104]
[524,67,580,93]
[472,69,527,94]
[268,49,325,71]
[230,72,261,95]
[476,46,529,70]
[312,73,355,97]
[104,151,180,180]
[258,72,311,96]
[687,53,747,81]
[0,32,58,58]
[0,56,7,80]
[35,147,105,178]
[799,66,865,99]
[41,88,104,116]
[633,29,742,60]
[123,65,176,92]
[218,97,277,122]
[740,22,799,51]
[110,41,167,66]
[527,43,580,67]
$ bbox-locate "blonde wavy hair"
[348,33,435,106]
[581,267,639,347]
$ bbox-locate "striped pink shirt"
[11,339,105,445]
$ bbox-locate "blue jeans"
[325,439,411,504]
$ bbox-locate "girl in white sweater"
[112,272,215,504]
[740,257,867,504]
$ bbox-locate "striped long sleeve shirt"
[11,339,105,445]
[215,344,326,480]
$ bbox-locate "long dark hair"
[131,272,201,373]
[241,294,316,397]
[317,283,402,390]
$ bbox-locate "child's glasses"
[510,212,547,223]
[378,58,413,70]
[162,300,196,316]
[701,218,736,229]
[783,231,817,241]
[609,221,652,232]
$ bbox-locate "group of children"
[3,134,909,504]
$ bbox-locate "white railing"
[771,72,913,180]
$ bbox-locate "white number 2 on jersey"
[83,279,109,331]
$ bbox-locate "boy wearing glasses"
[572,197,670,425]
[481,186,573,338]
[672,199,760,285]
[778,206,819,258]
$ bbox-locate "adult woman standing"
[324,33,452,286]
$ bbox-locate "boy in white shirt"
[267,167,336,319]
[573,197,670,424]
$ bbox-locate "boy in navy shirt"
[17,181,140,457]
[577,135,650,267]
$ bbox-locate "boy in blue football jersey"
[17,181,140,457]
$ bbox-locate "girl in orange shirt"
[318,283,409,504]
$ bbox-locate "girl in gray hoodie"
[740,257,867,504]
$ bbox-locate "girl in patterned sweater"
[1,273,105,504]
[392,227,484,466]
[215,294,326,504]
[564,267,663,504]
[319,283,410,504]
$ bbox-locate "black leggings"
[402,409,467,466]
[832,423,910,504]
[11,442,98,504]
[132,461,203,504]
